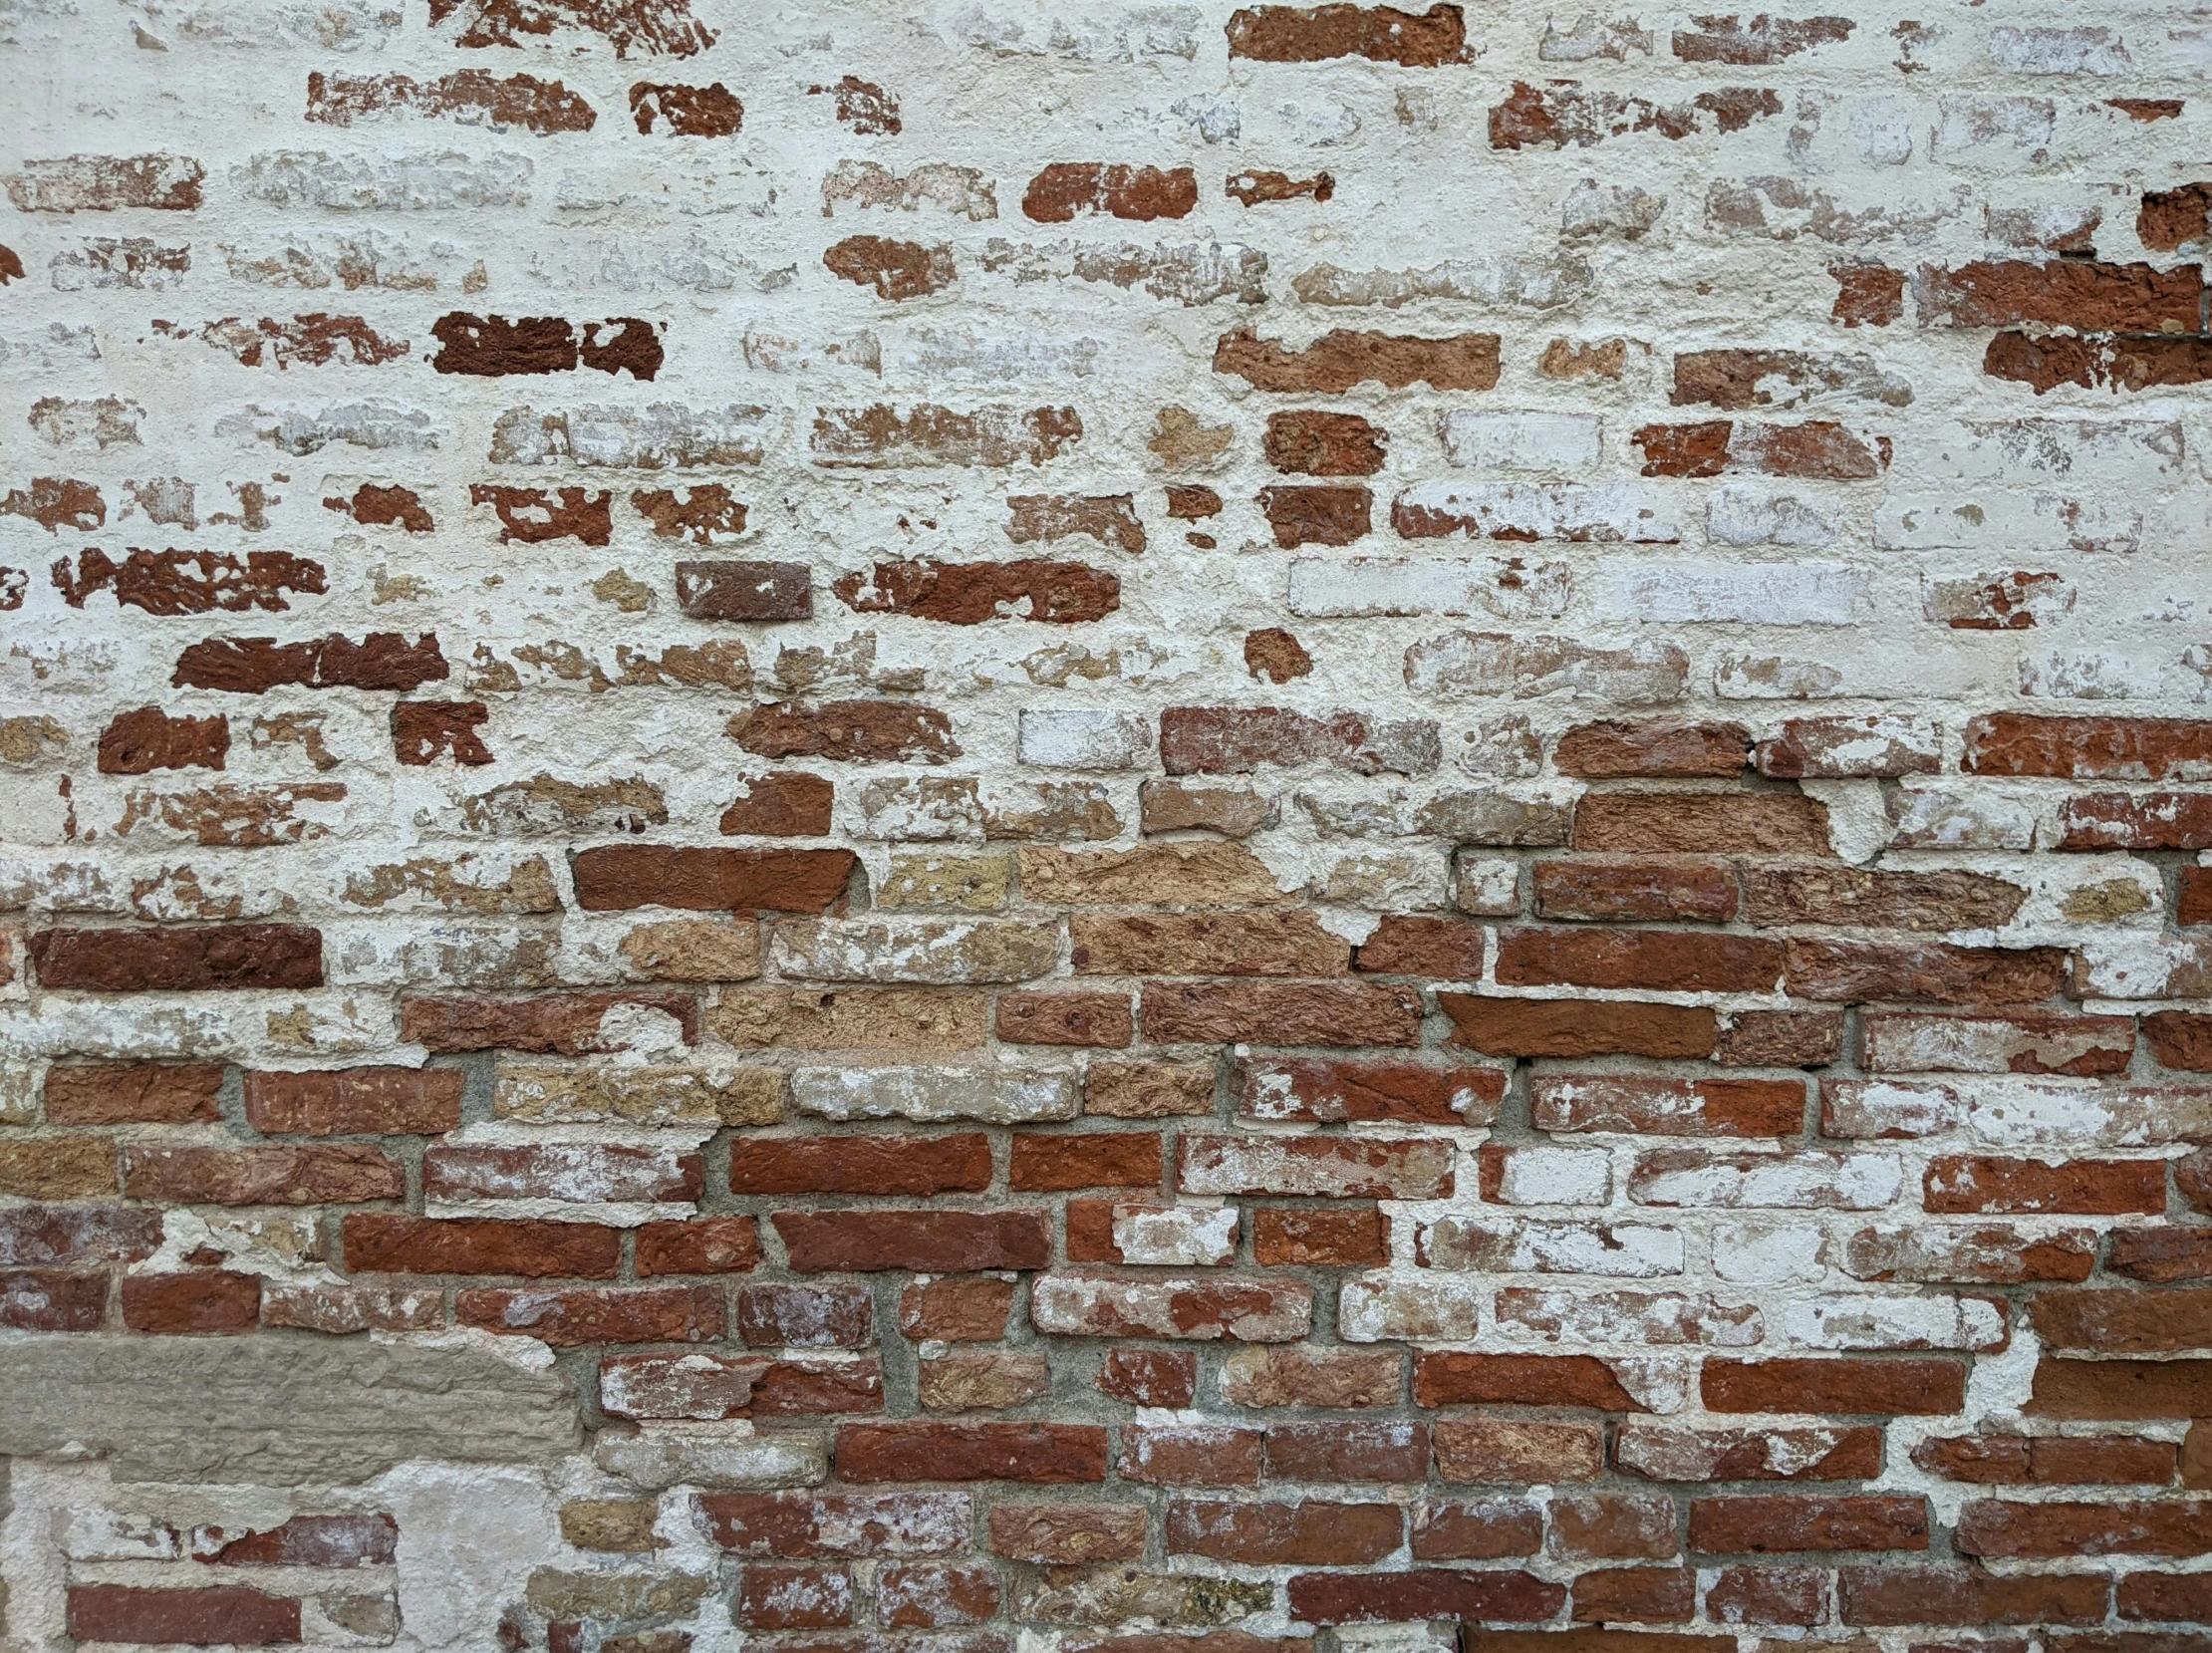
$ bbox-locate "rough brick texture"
[4,3,2212,1649]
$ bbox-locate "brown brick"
[1075,912,1347,977]
[902,1277,1014,1342]
[1227,3,1469,65]
[1433,1419,1604,1484]
[1352,916,1486,979]
[774,1211,1051,1272]
[68,1585,299,1647]
[1497,927,1784,992]
[1024,162,1198,222]
[721,772,834,836]
[1172,1500,1403,1564]
[1532,857,1741,923]
[1957,1500,2212,1560]
[1706,1564,1824,1627]
[836,1423,1108,1483]
[989,1504,1149,1563]
[1119,1424,1263,1486]
[1259,484,1371,547]
[1786,939,2069,1005]
[44,1062,222,1125]
[1098,1347,1196,1407]
[1443,995,1717,1060]
[730,700,958,764]
[401,990,698,1054]
[0,1268,108,1330]
[1264,411,1386,476]
[1286,1569,1562,1627]
[1236,1057,1504,1124]
[1555,719,1748,777]
[0,1136,119,1199]
[458,1285,724,1346]
[30,924,322,990]
[1215,326,1501,393]
[1572,1566,1695,1624]
[125,1143,404,1206]
[1573,792,1830,854]
[1689,1496,1928,1552]
[835,557,1119,624]
[736,1282,874,1349]
[1142,981,1423,1047]
[998,989,1134,1048]
[1741,866,2026,931]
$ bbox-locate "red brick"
[823,235,955,301]
[989,1504,1149,1563]
[731,1135,990,1196]
[1285,1569,1562,1626]
[1172,1501,1403,1564]
[2109,1228,2212,1283]
[458,1285,723,1346]
[1415,1352,1642,1410]
[1119,1424,1263,1486]
[1917,260,2201,331]
[125,1144,404,1206]
[1912,1434,2175,1487]
[692,1492,971,1557]
[1549,1493,1679,1560]
[0,1268,107,1330]
[201,1512,398,1566]
[1555,719,1748,777]
[1636,419,1888,480]
[342,1215,620,1278]
[1923,1157,2164,1216]
[1964,714,2212,781]
[834,558,1119,624]
[0,1206,163,1265]
[2029,1359,2212,1419]
[29,924,321,991]
[68,1585,299,1647]
[44,1062,222,1125]
[1099,1348,1196,1407]
[2118,1571,2212,1621]
[1839,1565,2107,1626]
[1785,940,2069,1005]
[393,699,492,765]
[735,1564,855,1629]
[1705,1564,1824,1627]
[1532,1074,1803,1136]
[636,1217,761,1275]
[676,559,812,621]
[836,1423,1108,1483]
[631,79,744,135]
[1491,81,1784,150]
[244,1066,462,1134]
[774,1212,1051,1273]
[2180,871,2212,928]
[879,1564,1001,1628]
[1011,1133,1163,1192]
[997,991,1133,1047]
[400,991,698,1055]
[2030,1288,2212,1355]
[1689,1496,1927,1552]
[573,846,856,913]
[1236,1057,1504,1124]
[2143,1011,2212,1071]
[173,632,447,692]
[2059,792,2212,850]
[1703,1357,1968,1415]
[121,1270,260,1333]
[1497,927,1784,992]
[1265,1421,1428,1483]
[1532,858,1741,923]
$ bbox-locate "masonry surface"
[3,1,2212,1650]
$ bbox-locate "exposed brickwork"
[4,4,2211,1649]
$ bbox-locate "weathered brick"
[244,1067,462,1135]
[342,1215,620,1278]
[45,1063,222,1126]
[30,925,322,990]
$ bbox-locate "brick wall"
[3,1,2211,1649]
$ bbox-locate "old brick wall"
[4,0,2212,1647]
